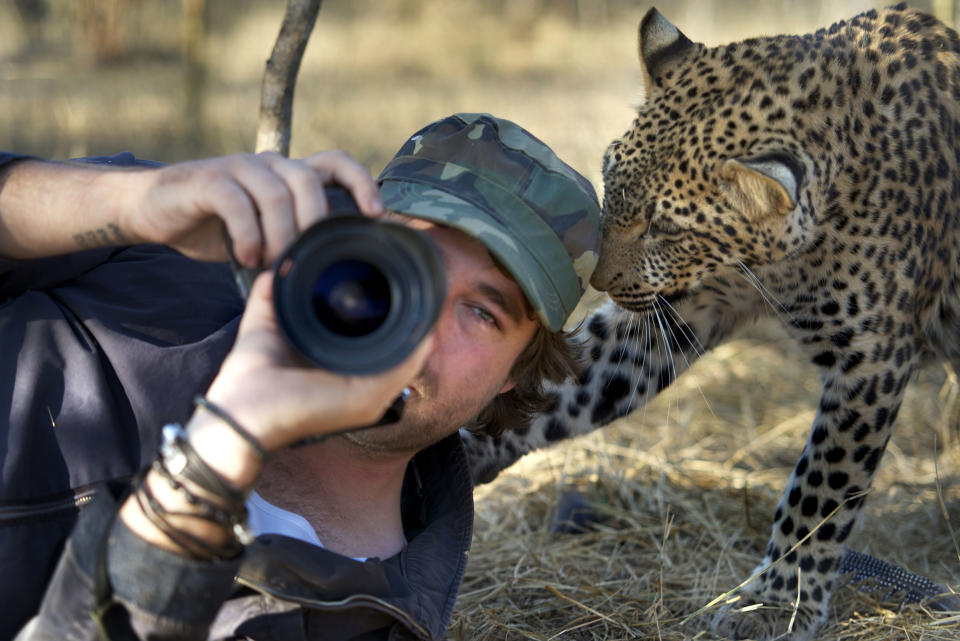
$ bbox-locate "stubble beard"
[340,368,501,457]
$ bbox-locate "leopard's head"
[595,8,817,312]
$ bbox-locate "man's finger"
[230,155,297,264]
[260,153,330,234]
[200,178,264,267]
[304,151,383,217]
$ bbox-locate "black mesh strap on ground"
[839,548,960,611]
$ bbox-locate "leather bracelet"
[194,395,268,460]
[152,458,244,531]
[160,424,246,509]
[157,423,254,546]
[153,425,255,548]
[134,467,244,560]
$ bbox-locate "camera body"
[232,187,446,375]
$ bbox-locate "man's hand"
[119,271,433,556]
[121,151,383,266]
[0,151,382,262]
[187,272,434,488]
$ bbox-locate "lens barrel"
[273,187,446,374]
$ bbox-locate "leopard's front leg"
[712,337,919,641]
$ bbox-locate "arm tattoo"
[72,223,130,249]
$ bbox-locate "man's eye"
[473,306,498,327]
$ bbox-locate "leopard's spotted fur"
[463,4,960,639]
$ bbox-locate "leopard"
[461,4,960,640]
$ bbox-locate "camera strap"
[291,387,410,449]
[223,227,261,301]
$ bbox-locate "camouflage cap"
[377,113,601,331]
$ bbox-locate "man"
[1,113,601,640]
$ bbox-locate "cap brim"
[379,180,570,330]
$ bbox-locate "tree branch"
[255,0,323,156]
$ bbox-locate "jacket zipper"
[234,574,431,640]
[0,486,98,525]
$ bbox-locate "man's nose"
[426,296,456,351]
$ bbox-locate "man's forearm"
[0,159,150,260]
[0,149,387,265]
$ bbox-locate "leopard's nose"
[589,249,622,292]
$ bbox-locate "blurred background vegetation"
[3,0,954,186]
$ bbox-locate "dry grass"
[453,319,960,640]
[1,1,957,639]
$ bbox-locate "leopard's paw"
[710,591,826,641]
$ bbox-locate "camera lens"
[312,259,391,337]
[272,187,446,375]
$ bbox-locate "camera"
[232,187,446,375]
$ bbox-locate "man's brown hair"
[470,322,583,438]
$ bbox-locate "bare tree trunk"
[255,0,323,156]
[182,0,207,154]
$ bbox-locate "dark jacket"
[17,433,473,641]
[0,153,473,640]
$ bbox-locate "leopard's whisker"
[736,261,796,324]
[638,310,654,425]
[657,297,719,420]
[604,310,638,402]
[736,261,786,310]
[658,296,707,358]
[651,300,681,420]
[611,308,635,376]
[624,311,646,414]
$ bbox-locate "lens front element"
[312,259,391,337]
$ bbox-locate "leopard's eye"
[651,219,684,240]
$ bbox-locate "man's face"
[342,216,538,456]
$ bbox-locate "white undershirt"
[246,492,387,563]
[247,491,324,547]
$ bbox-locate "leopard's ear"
[638,8,695,89]
[720,154,804,219]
